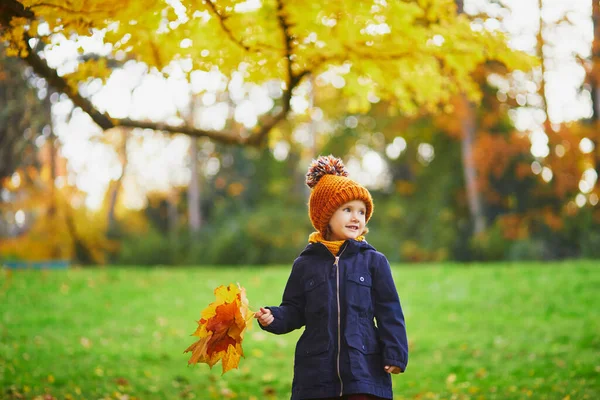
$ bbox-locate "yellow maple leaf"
[184,283,253,374]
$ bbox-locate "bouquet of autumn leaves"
[184,283,254,374]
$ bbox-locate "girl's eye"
[344,208,351,212]
[359,210,365,215]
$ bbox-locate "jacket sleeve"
[259,260,306,335]
[372,253,409,371]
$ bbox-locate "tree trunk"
[188,95,202,234]
[48,132,60,259]
[168,190,179,254]
[456,0,486,235]
[64,205,95,265]
[459,98,486,235]
[107,127,128,235]
[537,0,551,130]
[591,0,600,179]
[591,1,600,120]
[44,86,63,259]
[188,138,201,234]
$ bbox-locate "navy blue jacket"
[260,239,408,400]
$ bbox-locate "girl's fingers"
[261,307,272,316]
[255,307,270,315]
[254,307,273,325]
[260,314,272,323]
[254,307,271,318]
[258,314,274,327]
[384,365,401,374]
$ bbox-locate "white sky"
[40,0,597,210]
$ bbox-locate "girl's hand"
[384,365,403,374]
[254,307,274,327]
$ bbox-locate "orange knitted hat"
[306,155,374,236]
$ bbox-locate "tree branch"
[0,0,34,21]
[21,35,288,144]
[276,0,294,87]
[28,2,112,15]
[22,35,115,130]
[205,0,252,53]
[204,0,279,54]
[117,118,252,143]
[236,0,305,146]
[1,0,310,146]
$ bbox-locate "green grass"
[1,261,599,400]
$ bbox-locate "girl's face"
[327,200,367,241]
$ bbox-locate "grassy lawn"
[1,261,599,400]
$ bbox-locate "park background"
[1,0,599,399]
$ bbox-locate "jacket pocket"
[304,275,327,292]
[294,335,331,389]
[346,272,372,311]
[347,272,372,287]
[346,318,386,381]
[345,317,384,382]
[346,326,380,354]
[297,333,330,356]
[303,274,327,315]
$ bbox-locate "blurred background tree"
[1,0,598,265]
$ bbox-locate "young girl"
[254,155,408,400]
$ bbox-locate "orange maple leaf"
[184,283,253,374]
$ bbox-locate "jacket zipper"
[333,244,348,397]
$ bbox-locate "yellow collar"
[308,231,365,256]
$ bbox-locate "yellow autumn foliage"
[2,0,536,119]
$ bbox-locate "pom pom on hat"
[306,155,374,236]
[306,155,349,189]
